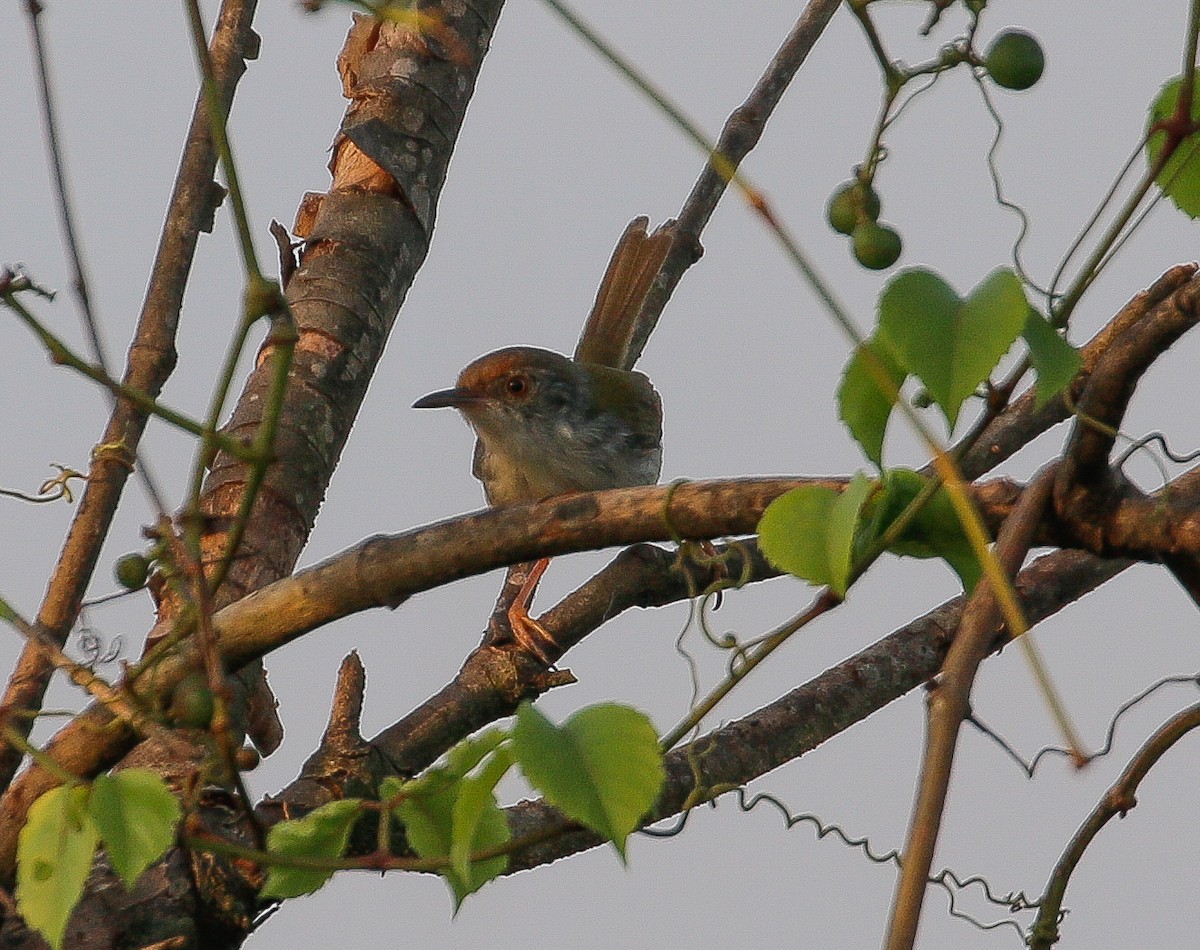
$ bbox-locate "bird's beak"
[412,387,481,410]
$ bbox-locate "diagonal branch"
[1052,271,1200,606]
[498,548,1127,875]
[165,1,508,757]
[1029,700,1200,950]
[629,0,844,365]
[885,465,1058,950]
[957,263,1199,481]
[0,0,261,795]
[1058,275,1200,501]
[0,0,509,886]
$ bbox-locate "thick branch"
[1060,274,1200,488]
[164,2,507,757]
[0,0,508,892]
[1051,272,1200,606]
[499,549,1128,874]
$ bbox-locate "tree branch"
[0,0,261,795]
[0,0,509,892]
[1029,701,1200,950]
[956,264,1199,481]
[1052,271,1200,607]
[885,466,1057,950]
[498,548,1128,875]
[629,0,844,365]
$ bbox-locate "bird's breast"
[471,410,661,506]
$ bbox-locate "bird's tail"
[574,216,677,371]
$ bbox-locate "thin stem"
[24,0,108,371]
[1029,701,1200,949]
[660,590,840,750]
[3,293,257,462]
[181,0,264,282]
[1054,0,1200,326]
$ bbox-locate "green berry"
[986,29,1045,91]
[168,672,215,729]
[826,181,881,235]
[114,553,150,590]
[852,222,902,270]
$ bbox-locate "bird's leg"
[506,557,557,664]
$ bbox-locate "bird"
[413,216,676,662]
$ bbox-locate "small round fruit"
[826,181,882,235]
[852,222,902,270]
[114,553,150,590]
[235,745,262,771]
[985,30,1045,91]
[168,672,215,729]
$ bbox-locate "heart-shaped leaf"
[838,337,908,467]
[17,785,99,950]
[511,702,663,862]
[758,474,875,596]
[879,268,1028,429]
[90,770,181,889]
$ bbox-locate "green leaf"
[450,747,515,883]
[17,785,100,950]
[396,771,509,908]
[444,728,508,780]
[838,337,908,467]
[378,776,405,803]
[261,799,363,899]
[1146,71,1200,217]
[758,475,875,596]
[386,732,516,907]
[1023,311,1081,407]
[864,468,985,591]
[878,268,1028,429]
[90,770,181,888]
[511,702,664,862]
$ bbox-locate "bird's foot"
[506,603,558,665]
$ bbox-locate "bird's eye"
[505,375,529,396]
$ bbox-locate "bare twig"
[23,0,107,369]
[556,0,846,364]
[0,0,262,795]
[1028,702,1200,949]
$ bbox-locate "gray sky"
[1,0,1197,947]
